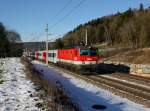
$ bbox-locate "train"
[35,46,101,72]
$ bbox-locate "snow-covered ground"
[0,58,42,111]
[32,60,150,111]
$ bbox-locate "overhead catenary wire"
[44,0,73,42]
[50,0,86,29]
[50,0,73,22]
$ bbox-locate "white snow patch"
[32,60,150,111]
[0,58,42,111]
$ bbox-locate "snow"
[0,58,42,111]
[32,60,150,111]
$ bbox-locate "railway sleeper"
[88,76,150,101]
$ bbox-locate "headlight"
[87,58,92,60]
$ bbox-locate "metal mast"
[85,29,88,46]
[45,24,48,66]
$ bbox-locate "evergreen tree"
[0,23,10,57]
[0,22,23,57]
[55,38,64,49]
[139,3,144,11]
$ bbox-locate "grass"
[0,67,4,84]
[21,57,80,111]
[0,80,4,84]
[103,48,150,64]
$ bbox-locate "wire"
[50,0,86,29]
[50,0,73,22]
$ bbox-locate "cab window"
[80,49,89,55]
[89,49,98,56]
[80,48,98,56]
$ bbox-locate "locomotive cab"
[80,47,99,56]
[78,46,99,63]
[76,46,100,72]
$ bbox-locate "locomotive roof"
[35,46,98,52]
[76,46,98,49]
[60,46,98,49]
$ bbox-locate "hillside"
[23,42,55,52]
[55,4,150,49]
[102,48,150,64]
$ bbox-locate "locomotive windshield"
[80,48,98,56]
[80,49,89,55]
[89,49,98,56]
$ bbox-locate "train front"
[76,46,100,72]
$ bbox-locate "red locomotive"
[35,46,100,71]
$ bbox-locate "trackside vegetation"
[0,22,23,57]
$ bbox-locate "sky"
[0,0,149,42]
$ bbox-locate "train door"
[53,50,58,63]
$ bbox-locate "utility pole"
[85,29,88,46]
[45,24,48,66]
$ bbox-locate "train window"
[89,49,98,56]
[48,53,51,57]
[80,49,89,55]
[80,48,98,56]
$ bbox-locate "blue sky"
[0,0,149,42]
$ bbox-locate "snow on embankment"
[0,58,42,111]
[32,60,150,111]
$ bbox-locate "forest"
[54,4,150,49]
[0,22,23,57]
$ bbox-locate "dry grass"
[21,57,80,111]
[100,48,131,58]
[103,48,150,64]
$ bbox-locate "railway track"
[83,74,150,107]
[52,65,150,107]
[88,74,150,98]
[102,73,150,87]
